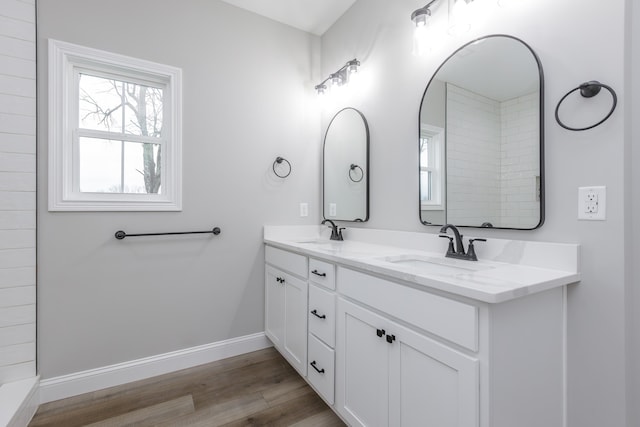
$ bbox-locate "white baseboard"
[39,332,272,404]
[0,376,40,427]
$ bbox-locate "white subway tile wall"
[500,92,540,228]
[447,84,502,226]
[0,0,36,384]
[446,84,539,228]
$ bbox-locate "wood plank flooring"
[29,348,346,427]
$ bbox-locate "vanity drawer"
[307,333,335,405]
[265,245,308,279]
[308,284,336,347]
[338,267,478,351]
[309,258,335,290]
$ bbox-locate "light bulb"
[331,73,343,87]
[448,0,472,36]
[413,25,430,56]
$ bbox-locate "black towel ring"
[348,164,364,182]
[273,157,291,178]
[555,81,617,131]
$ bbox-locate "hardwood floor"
[29,348,345,427]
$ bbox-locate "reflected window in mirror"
[418,35,544,230]
[419,125,445,215]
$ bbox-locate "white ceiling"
[219,0,357,36]
[437,37,540,101]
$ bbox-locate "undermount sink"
[380,254,495,277]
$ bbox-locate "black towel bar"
[114,227,221,240]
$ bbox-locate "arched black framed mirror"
[323,107,369,222]
[419,34,544,229]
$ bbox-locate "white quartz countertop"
[264,226,581,304]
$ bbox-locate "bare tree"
[80,78,163,193]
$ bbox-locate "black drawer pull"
[376,328,385,338]
[310,309,326,319]
[311,269,327,277]
[386,334,396,344]
[276,277,285,284]
[310,360,325,374]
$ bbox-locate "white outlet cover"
[578,186,606,220]
[299,203,308,217]
[329,203,337,217]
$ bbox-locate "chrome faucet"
[439,224,486,261]
[322,219,344,241]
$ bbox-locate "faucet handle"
[439,235,455,255]
[337,227,346,241]
[469,238,486,243]
[466,238,486,261]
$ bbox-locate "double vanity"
[264,225,580,427]
[265,32,570,427]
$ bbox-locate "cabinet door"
[283,271,308,376]
[389,322,479,427]
[265,265,285,348]
[336,298,391,427]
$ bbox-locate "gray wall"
[321,0,628,426]
[37,0,321,378]
[627,0,639,425]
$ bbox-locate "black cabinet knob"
[386,334,396,344]
[376,328,386,338]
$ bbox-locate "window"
[420,125,444,210]
[48,39,182,211]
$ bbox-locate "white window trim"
[420,124,445,211]
[48,39,182,211]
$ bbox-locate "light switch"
[329,203,337,217]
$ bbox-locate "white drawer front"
[309,258,336,290]
[265,245,308,279]
[308,333,335,405]
[338,267,478,351]
[309,284,336,347]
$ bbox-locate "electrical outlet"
[329,203,337,217]
[299,203,308,217]
[578,186,606,220]
[585,191,598,213]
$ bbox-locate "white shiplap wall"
[0,0,36,384]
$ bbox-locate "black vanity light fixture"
[411,0,521,34]
[411,0,480,54]
[410,0,474,31]
[314,58,360,96]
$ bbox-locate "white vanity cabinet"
[264,238,569,427]
[335,266,565,427]
[336,270,479,427]
[265,246,309,376]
